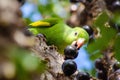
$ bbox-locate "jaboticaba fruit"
[112,0,120,11]
[113,61,120,71]
[94,58,105,70]
[17,0,26,6]
[64,45,78,60]
[96,71,107,80]
[62,59,77,76]
[76,71,90,80]
[108,69,120,80]
[82,25,94,37]
[69,0,81,3]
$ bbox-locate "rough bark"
[30,36,77,80]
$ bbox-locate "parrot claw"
[36,33,47,42]
[71,38,85,50]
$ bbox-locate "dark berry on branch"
[82,25,94,37]
[109,20,120,32]
[108,69,120,80]
[76,71,90,80]
[64,45,78,60]
[94,58,105,70]
[69,0,81,3]
[96,71,107,80]
[17,0,26,6]
[87,0,92,3]
[62,59,77,76]
[105,0,114,5]
[112,0,120,11]
[113,62,120,71]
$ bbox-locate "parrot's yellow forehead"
[29,21,50,27]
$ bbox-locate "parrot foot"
[36,33,47,42]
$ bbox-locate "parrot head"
[68,27,89,49]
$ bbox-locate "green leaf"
[112,11,120,26]
[21,54,39,72]
[89,50,102,60]
[87,11,117,60]
[38,0,66,18]
[9,47,46,80]
[114,33,120,61]
[94,11,109,27]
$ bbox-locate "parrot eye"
[74,32,78,36]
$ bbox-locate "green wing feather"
[29,18,63,28]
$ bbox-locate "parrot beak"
[71,38,85,49]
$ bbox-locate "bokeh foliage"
[87,11,120,61]
[37,0,69,18]
[7,46,46,80]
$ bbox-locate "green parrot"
[28,18,89,53]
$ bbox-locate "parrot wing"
[29,18,63,28]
